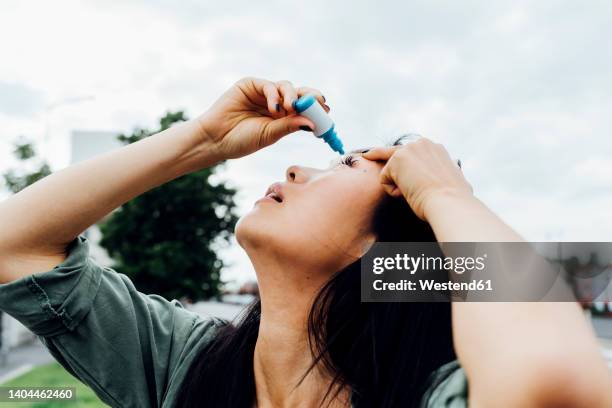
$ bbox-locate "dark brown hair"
[177,137,456,407]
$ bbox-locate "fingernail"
[299,125,313,132]
[324,104,330,111]
[322,95,326,102]
[276,103,281,112]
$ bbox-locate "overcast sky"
[1,0,612,283]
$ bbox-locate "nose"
[286,165,319,183]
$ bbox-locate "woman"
[0,77,609,407]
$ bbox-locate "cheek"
[290,174,383,248]
[236,207,340,272]
[236,169,384,264]
[235,201,326,257]
[326,171,384,214]
[294,177,372,225]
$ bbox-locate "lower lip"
[254,196,280,205]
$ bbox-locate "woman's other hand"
[362,138,473,221]
[197,77,327,161]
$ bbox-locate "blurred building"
[238,280,259,297]
[70,130,122,265]
[1,130,121,357]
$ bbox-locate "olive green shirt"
[0,236,468,407]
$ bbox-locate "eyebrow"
[349,147,372,154]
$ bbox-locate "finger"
[276,80,298,113]
[262,82,283,117]
[432,142,459,168]
[362,146,400,162]
[260,115,316,147]
[379,164,403,198]
[297,87,326,107]
[382,183,403,198]
[239,77,282,116]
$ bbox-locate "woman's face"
[236,152,386,274]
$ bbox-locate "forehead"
[349,147,373,155]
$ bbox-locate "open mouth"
[264,183,284,203]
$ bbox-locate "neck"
[247,248,349,408]
[254,318,333,407]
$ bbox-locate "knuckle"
[395,147,411,159]
[260,121,274,141]
[236,76,255,85]
[276,79,293,87]
[416,137,433,147]
[285,120,293,133]
[383,162,397,176]
[402,144,418,155]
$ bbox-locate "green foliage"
[99,111,238,300]
[2,140,52,193]
[14,142,36,160]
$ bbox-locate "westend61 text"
[372,279,493,292]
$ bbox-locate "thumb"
[260,115,315,146]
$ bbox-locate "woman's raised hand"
[197,77,327,160]
[362,138,473,221]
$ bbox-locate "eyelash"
[341,155,357,167]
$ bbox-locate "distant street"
[187,300,247,321]
[0,301,246,384]
[592,315,612,371]
[0,339,53,383]
[1,305,611,385]
[592,315,612,339]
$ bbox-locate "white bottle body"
[298,101,334,138]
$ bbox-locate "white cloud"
[1,0,612,282]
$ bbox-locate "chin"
[234,210,278,251]
[235,209,308,258]
[234,214,252,249]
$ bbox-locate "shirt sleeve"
[0,235,219,407]
[419,360,469,408]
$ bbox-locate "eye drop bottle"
[293,94,345,154]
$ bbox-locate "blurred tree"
[2,139,52,193]
[2,138,52,361]
[99,111,238,301]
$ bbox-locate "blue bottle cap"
[292,94,316,113]
[320,126,345,155]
